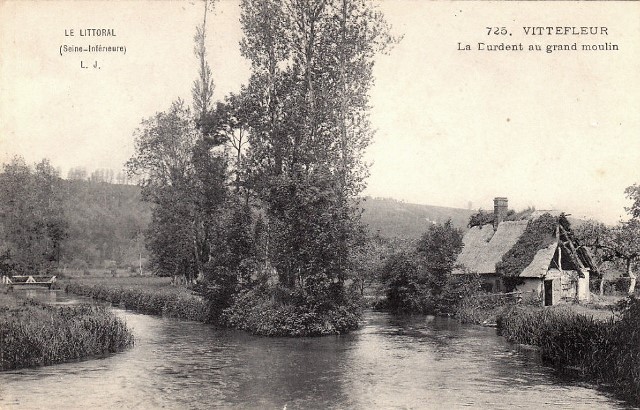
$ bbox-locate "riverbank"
[65,278,360,336]
[455,291,618,326]
[65,278,209,322]
[0,291,134,371]
[63,277,638,406]
[497,296,639,406]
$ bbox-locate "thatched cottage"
[453,197,596,306]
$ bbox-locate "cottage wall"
[518,269,590,305]
[516,278,542,303]
[560,271,578,300]
[577,270,590,302]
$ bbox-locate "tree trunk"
[599,274,605,296]
[628,260,636,295]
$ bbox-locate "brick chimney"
[493,197,508,229]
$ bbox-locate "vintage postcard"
[1,0,638,408]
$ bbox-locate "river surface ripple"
[0,290,631,409]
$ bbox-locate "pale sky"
[1,0,639,224]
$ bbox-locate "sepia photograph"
[1,0,639,408]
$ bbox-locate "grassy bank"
[65,279,360,336]
[0,292,134,371]
[497,296,640,405]
[65,280,209,322]
[455,292,617,326]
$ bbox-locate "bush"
[455,289,524,325]
[378,221,466,315]
[378,252,432,314]
[223,286,361,337]
[602,277,640,296]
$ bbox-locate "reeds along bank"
[497,297,640,406]
[65,282,209,322]
[0,299,134,370]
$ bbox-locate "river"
[0,289,631,409]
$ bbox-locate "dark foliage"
[467,209,498,228]
[495,213,558,278]
[416,220,464,297]
[467,207,536,229]
[223,285,362,336]
[378,251,431,313]
[379,221,466,314]
[0,157,68,274]
[625,183,640,219]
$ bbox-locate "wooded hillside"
[60,180,151,271]
[60,186,472,268]
[360,197,476,239]
[62,188,473,265]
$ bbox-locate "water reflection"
[0,291,630,409]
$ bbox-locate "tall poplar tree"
[127,0,233,286]
[240,0,395,306]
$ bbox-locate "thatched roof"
[455,212,596,278]
[519,243,557,278]
[454,220,529,274]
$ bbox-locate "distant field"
[61,268,157,280]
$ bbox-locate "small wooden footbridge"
[1,275,57,289]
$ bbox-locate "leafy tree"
[192,0,217,129]
[202,201,256,322]
[416,220,464,298]
[350,230,388,297]
[224,92,254,194]
[575,220,617,295]
[380,221,464,314]
[605,220,640,294]
[126,100,219,282]
[379,251,429,313]
[575,184,640,295]
[127,0,251,306]
[239,0,395,312]
[625,183,640,219]
[0,157,68,274]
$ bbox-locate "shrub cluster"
[223,287,361,337]
[378,221,467,315]
[0,299,134,370]
[455,290,531,325]
[66,282,209,322]
[377,253,484,316]
[497,296,640,405]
